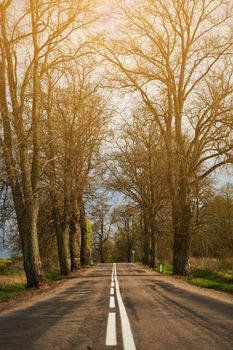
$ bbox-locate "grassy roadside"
[155,263,173,275]
[187,268,233,293]
[155,259,233,294]
[0,259,61,303]
[0,259,26,302]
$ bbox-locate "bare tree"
[98,0,233,274]
[0,0,98,286]
[106,110,168,267]
[42,59,110,270]
[92,198,112,263]
[112,205,139,263]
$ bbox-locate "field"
[0,259,26,302]
[0,259,60,302]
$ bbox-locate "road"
[0,263,233,350]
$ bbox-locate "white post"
[132,250,135,263]
[159,263,163,273]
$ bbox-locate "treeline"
[0,0,110,287]
[92,184,233,265]
[97,0,233,274]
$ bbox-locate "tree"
[92,199,112,263]
[106,109,168,267]
[0,0,99,286]
[191,184,233,258]
[98,0,233,274]
[112,205,139,263]
[41,58,110,270]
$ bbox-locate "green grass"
[187,268,233,293]
[0,259,24,276]
[0,283,26,302]
[154,262,233,293]
[155,263,173,275]
[44,269,61,282]
[0,260,61,303]
[0,259,12,264]
[0,259,26,302]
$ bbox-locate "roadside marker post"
[159,263,163,273]
[132,250,135,263]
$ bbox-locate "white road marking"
[109,296,115,308]
[105,312,117,346]
[110,287,114,295]
[114,263,137,350]
[111,281,115,287]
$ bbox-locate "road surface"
[0,263,233,350]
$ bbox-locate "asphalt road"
[0,263,233,350]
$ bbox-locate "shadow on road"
[0,279,91,349]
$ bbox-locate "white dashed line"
[109,295,115,308]
[105,312,117,346]
[110,287,115,295]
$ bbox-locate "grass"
[187,268,233,293]
[0,282,26,302]
[0,259,26,302]
[155,263,173,275]
[0,259,61,303]
[0,259,24,276]
[44,269,61,282]
[154,259,233,294]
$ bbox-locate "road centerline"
[109,296,115,308]
[105,312,117,346]
[114,263,137,350]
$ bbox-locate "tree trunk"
[100,244,104,263]
[45,73,70,276]
[172,178,192,275]
[127,245,131,263]
[52,206,70,276]
[20,200,43,288]
[149,215,158,268]
[99,214,105,263]
[149,228,157,269]
[142,210,150,265]
[0,41,42,288]
[69,216,80,271]
[79,199,89,266]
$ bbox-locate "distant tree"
[106,110,168,267]
[112,205,140,263]
[92,199,112,263]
